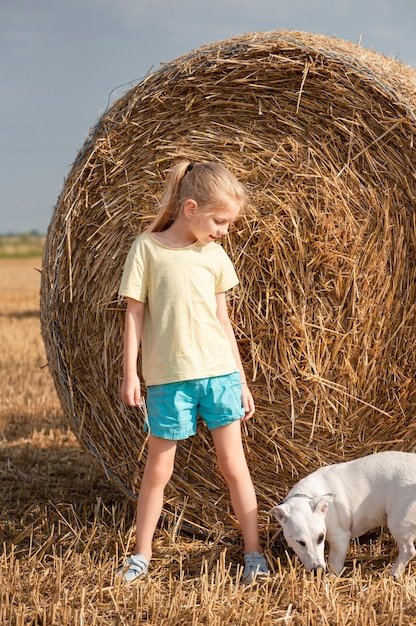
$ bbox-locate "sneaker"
[241,551,269,584]
[117,553,149,582]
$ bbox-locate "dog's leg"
[388,507,416,578]
[327,532,351,575]
[389,538,416,578]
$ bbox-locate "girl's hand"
[241,383,255,420]
[121,374,144,407]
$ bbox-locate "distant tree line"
[0,233,45,258]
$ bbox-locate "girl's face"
[185,199,241,245]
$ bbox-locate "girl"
[118,161,268,583]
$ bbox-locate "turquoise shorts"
[145,372,244,440]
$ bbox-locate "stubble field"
[1,256,416,625]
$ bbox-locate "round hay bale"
[40,30,416,535]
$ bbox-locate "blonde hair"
[148,161,247,233]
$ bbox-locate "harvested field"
[2,258,416,623]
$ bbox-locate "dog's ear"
[310,493,335,516]
[269,505,288,524]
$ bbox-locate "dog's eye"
[317,534,325,545]
[297,540,306,547]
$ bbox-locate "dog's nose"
[311,565,325,572]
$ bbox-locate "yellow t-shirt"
[119,234,239,385]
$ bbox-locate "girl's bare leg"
[211,420,262,554]
[134,434,177,561]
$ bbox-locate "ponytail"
[147,161,190,233]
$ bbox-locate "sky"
[1,0,415,235]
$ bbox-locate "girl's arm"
[121,297,145,407]
[215,292,255,420]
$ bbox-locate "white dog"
[270,451,416,577]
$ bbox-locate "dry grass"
[3,262,416,623]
